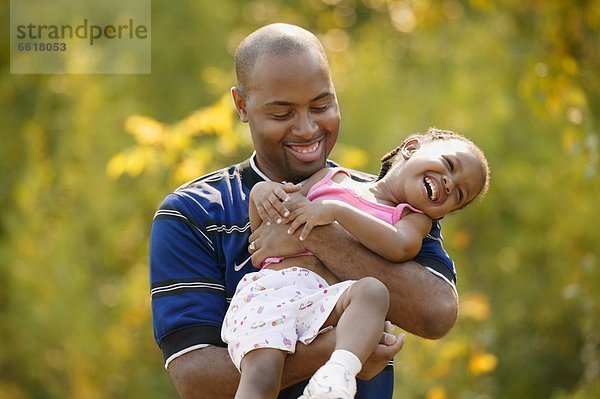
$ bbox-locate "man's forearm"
[302,223,458,339]
[281,328,336,388]
[167,332,335,398]
[168,346,240,398]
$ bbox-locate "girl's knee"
[355,277,390,308]
[240,348,286,376]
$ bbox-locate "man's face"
[235,51,340,183]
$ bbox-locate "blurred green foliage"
[1,0,599,398]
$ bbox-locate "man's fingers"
[380,321,398,345]
[395,333,406,351]
[281,182,302,194]
[380,332,397,345]
[383,320,394,334]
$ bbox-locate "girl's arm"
[335,206,432,262]
[249,167,332,230]
[249,181,302,231]
[287,201,433,263]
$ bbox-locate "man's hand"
[248,219,305,266]
[358,321,405,380]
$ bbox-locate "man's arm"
[168,346,239,399]
[167,325,403,398]
[286,199,433,263]
[250,222,457,339]
[168,333,333,398]
[304,223,457,339]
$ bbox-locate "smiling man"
[149,23,458,399]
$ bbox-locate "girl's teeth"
[425,176,438,201]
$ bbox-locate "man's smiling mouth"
[289,141,320,154]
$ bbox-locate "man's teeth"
[293,142,319,153]
[424,176,439,201]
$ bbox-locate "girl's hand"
[286,200,337,241]
[252,181,302,225]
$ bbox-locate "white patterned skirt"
[222,266,355,370]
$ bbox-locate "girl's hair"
[377,127,490,201]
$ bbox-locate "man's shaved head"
[234,23,329,94]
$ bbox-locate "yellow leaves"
[201,66,231,93]
[449,228,472,250]
[106,147,158,179]
[562,126,582,154]
[561,56,579,76]
[402,291,497,392]
[174,157,206,183]
[460,291,491,321]
[174,94,234,137]
[468,350,498,376]
[332,144,369,170]
[469,0,496,12]
[426,385,448,399]
[124,115,165,145]
[107,93,242,184]
[457,292,497,376]
[429,340,470,378]
[389,2,417,33]
[0,382,26,399]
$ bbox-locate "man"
[150,23,458,398]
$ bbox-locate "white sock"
[329,349,362,376]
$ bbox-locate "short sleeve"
[414,220,457,287]
[149,193,227,363]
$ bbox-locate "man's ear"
[400,138,420,159]
[231,87,248,122]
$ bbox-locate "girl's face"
[384,139,485,220]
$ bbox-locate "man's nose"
[294,112,318,138]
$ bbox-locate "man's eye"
[445,157,454,171]
[271,113,291,120]
[457,188,464,203]
[311,103,329,112]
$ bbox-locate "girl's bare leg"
[235,348,287,399]
[300,277,390,398]
[332,276,390,362]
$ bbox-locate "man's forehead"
[247,52,333,100]
[253,49,325,71]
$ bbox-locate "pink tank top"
[306,168,422,224]
[260,168,422,269]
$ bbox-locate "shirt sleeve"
[149,193,227,365]
[414,220,457,287]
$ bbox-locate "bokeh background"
[1,0,599,398]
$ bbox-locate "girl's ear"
[231,87,249,122]
[401,138,420,159]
